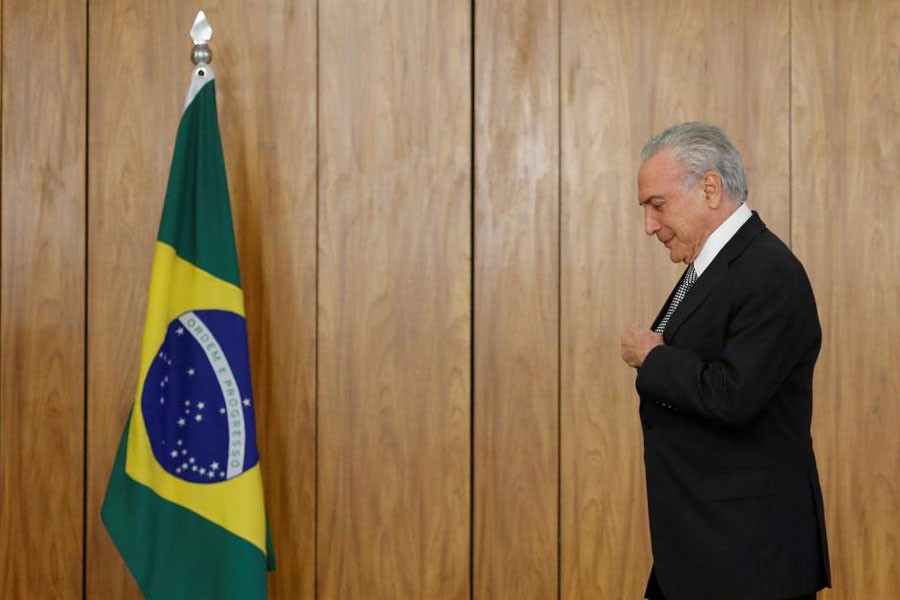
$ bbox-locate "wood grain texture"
[318,1,471,597]
[792,2,900,597]
[212,3,318,597]
[0,0,86,597]
[473,0,559,597]
[86,2,184,597]
[560,2,789,597]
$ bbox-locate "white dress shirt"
[692,202,753,278]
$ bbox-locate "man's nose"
[644,207,660,236]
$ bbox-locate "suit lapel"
[661,213,767,341]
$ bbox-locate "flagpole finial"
[190,10,212,66]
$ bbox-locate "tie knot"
[685,264,697,286]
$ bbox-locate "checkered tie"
[655,265,697,334]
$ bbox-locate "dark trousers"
[645,569,817,600]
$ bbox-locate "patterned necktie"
[655,264,697,334]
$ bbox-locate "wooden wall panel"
[792,2,900,598]
[0,0,86,597]
[560,2,789,597]
[318,1,471,597]
[473,1,559,597]
[86,2,184,597]
[213,3,318,597]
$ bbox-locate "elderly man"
[621,123,830,600]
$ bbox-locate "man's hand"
[621,325,664,368]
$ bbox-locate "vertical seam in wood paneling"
[82,1,90,596]
[315,0,321,597]
[556,0,563,598]
[788,0,794,249]
[469,2,477,598]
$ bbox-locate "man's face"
[637,149,711,264]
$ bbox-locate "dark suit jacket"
[636,213,831,600]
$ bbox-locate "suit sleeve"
[636,249,820,425]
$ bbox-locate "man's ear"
[702,171,723,209]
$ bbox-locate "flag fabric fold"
[102,64,273,599]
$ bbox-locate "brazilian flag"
[102,63,274,598]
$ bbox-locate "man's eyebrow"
[639,195,663,206]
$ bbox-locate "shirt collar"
[692,202,752,277]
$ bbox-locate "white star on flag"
[177,417,186,427]
[243,398,251,407]
[195,414,203,422]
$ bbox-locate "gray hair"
[640,122,748,202]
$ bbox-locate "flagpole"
[191,10,213,66]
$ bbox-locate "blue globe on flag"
[141,309,259,484]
